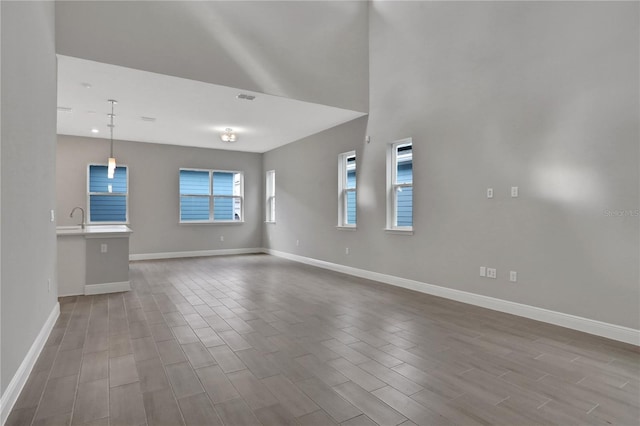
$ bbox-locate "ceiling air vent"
[236,94,256,101]
[141,116,156,122]
[57,106,73,113]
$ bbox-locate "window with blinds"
[88,165,128,223]
[179,169,244,223]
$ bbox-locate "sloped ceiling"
[55,0,369,112]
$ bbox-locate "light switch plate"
[487,268,497,279]
[479,266,486,277]
[487,188,494,199]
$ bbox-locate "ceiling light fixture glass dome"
[221,128,237,142]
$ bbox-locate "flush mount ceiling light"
[91,128,99,134]
[220,128,237,142]
[107,99,118,179]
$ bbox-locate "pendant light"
[107,99,117,179]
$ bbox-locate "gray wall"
[1,1,58,394]
[264,2,639,329]
[55,0,368,112]
[57,136,263,255]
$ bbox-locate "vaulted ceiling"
[55,0,370,152]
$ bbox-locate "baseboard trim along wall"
[84,281,131,295]
[1,302,60,426]
[130,248,263,261]
[264,249,640,346]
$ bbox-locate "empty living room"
[1,1,638,425]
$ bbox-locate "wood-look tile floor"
[7,254,640,426]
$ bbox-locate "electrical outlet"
[345,247,350,255]
[487,188,494,199]
[487,268,497,279]
[479,266,486,277]
[510,271,517,282]
[220,235,224,242]
[511,186,519,197]
[100,244,108,253]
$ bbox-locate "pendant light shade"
[107,156,116,179]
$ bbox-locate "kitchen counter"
[57,224,133,236]
[57,225,132,296]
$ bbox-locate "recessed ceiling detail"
[57,55,367,153]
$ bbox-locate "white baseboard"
[84,281,131,295]
[1,302,60,425]
[130,248,263,261]
[264,249,640,346]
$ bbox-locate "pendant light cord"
[109,100,115,157]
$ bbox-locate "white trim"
[130,248,263,261]
[263,249,639,346]
[384,228,413,235]
[338,150,357,227]
[387,138,413,230]
[87,163,129,225]
[1,303,60,425]
[336,226,357,231]
[84,281,131,295]
[179,168,245,223]
[265,170,276,223]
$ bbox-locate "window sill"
[179,221,244,225]
[336,225,357,231]
[384,228,413,235]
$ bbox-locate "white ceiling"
[57,55,367,153]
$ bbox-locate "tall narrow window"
[265,170,276,223]
[387,139,413,231]
[338,151,356,228]
[179,169,244,223]
[88,164,128,223]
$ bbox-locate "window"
[338,151,356,227]
[88,164,128,223]
[265,170,276,223]
[387,139,413,231]
[179,169,244,223]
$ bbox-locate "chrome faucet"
[70,207,85,229]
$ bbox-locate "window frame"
[86,163,129,225]
[179,168,245,224]
[337,150,357,229]
[386,139,413,233]
[265,170,276,223]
